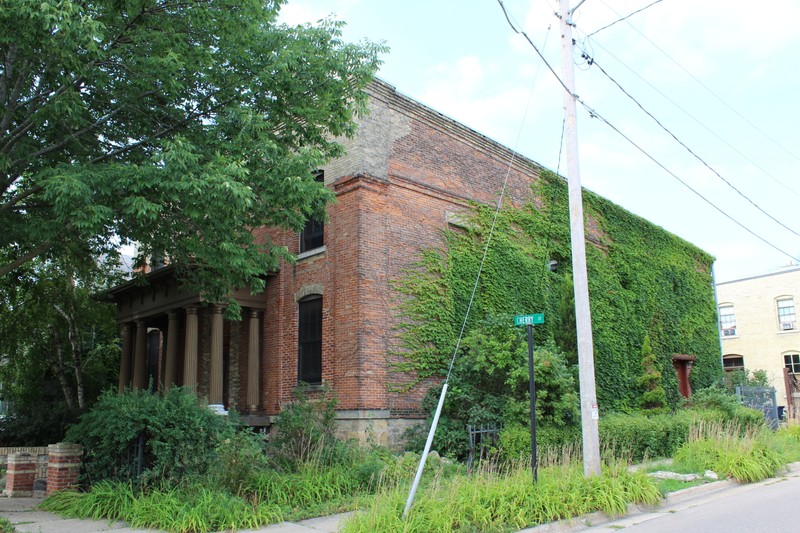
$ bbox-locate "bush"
[686,386,765,427]
[65,387,236,485]
[600,411,693,461]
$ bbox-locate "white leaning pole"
[403,382,449,518]
[558,0,601,477]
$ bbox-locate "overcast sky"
[279,0,800,283]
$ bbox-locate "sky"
[278,0,800,283]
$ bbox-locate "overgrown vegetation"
[41,383,800,533]
[392,170,721,459]
[0,257,121,445]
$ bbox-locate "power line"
[579,50,800,239]
[577,34,800,200]
[593,0,800,164]
[587,0,664,37]
[493,0,800,264]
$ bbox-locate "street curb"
[518,461,800,532]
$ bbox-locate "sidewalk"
[0,497,352,532]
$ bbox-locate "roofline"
[716,265,800,286]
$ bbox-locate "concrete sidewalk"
[0,497,352,532]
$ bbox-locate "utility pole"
[558,0,601,477]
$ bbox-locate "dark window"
[723,355,744,371]
[300,171,325,253]
[298,296,322,384]
[300,219,324,253]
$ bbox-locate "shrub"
[600,411,693,461]
[686,386,765,427]
[266,384,366,472]
[65,387,236,485]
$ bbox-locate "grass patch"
[653,477,707,495]
[341,460,661,532]
[672,421,785,483]
[0,516,14,533]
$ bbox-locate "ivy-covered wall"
[393,170,722,413]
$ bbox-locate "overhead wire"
[577,50,800,239]
[587,0,664,37]
[494,0,800,264]
[593,0,800,164]
[576,34,800,200]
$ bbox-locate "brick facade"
[112,80,552,447]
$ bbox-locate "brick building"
[110,79,703,445]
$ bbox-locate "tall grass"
[672,420,785,483]
[341,459,661,532]
[41,481,283,533]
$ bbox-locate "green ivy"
[393,170,722,414]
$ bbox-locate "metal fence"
[736,386,779,428]
[466,423,501,469]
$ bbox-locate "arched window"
[722,354,744,372]
[300,171,325,253]
[298,295,322,384]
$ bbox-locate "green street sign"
[514,313,544,326]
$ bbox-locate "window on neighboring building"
[298,295,322,384]
[785,353,800,374]
[722,355,744,372]
[778,297,796,330]
[718,305,737,336]
[300,171,325,253]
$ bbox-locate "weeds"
[673,421,785,483]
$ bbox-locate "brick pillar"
[4,453,35,497]
[45,443,82,496]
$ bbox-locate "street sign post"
[514,313,544,483]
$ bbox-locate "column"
[183,306,199,391]
[4,453,35,497]
[45,443,82,496]
[163,311,179,389]
[132,320,147,390]
[117,322,133,393]
[209,305,226,413]
[247,309,262,412]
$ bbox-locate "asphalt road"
[588,470,800,533]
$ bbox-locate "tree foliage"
[0,256,121,444]
[0,0,385,309]
[637,334,668,413]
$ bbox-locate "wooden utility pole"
[558,0,601,477]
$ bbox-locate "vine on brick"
[392,170,722,413]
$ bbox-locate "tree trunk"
[46,325,76,412]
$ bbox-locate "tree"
[0,0,385,310]
[638,334,668,413]
[0,256,122,444]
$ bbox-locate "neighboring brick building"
[716,265,800,413]
[110,79,711,445]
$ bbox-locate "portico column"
[132,320,147,390]
[247,309,262,412]
[163,311,179,389]
[209,305,226,413]
[183,306,199,390]
[118,323,133,393]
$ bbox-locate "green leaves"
[1,0,385,303]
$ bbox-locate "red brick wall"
[254,82,544,420]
